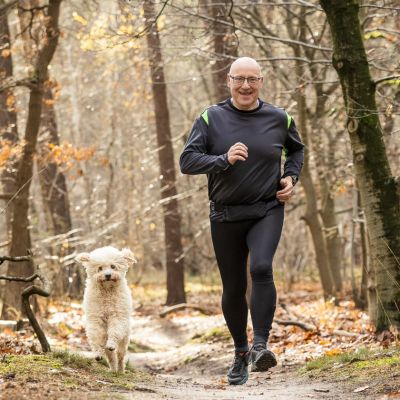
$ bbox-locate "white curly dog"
[76,246,136,372]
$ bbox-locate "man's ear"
[75,252,91,266]
[226,73,231,88]
[121,248,137,266]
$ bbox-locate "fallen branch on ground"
[331,329,359,337]
[159,303,212,317]
[21,270,51,352]
[275,319,317,331]
[0,254,51,352]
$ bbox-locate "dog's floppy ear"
[121,248,137,266]
[75,252,91,266]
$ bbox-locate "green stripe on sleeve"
[285,112,292,129]
[283,147,288,158]
[201,110,209,125]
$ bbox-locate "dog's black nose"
[105,273,111,280]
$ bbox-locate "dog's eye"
[110,265,116,270]
[98,266,103,271]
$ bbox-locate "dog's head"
[75,246,136,285]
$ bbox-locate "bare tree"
[320,0,400,331]
[143,0,186,305]
[0,0,18,236]
[206,0,238,101]
[1,0,63,318]
[17,0,76,297]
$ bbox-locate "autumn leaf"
[6,94,15,109]
[73,12,88,26]
[1,49,11,58]
[157,15,166,31]
[43,98,56,106]
[325,348,343,356]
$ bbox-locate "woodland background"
[0,0,399,333]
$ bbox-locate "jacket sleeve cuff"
[221,153,231,170]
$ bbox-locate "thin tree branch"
[21,271,51,352]
[18,5,48,13]
[116,0,170,40]
[0,78,39,93]
[375,75,400,86]
[0,273,40,282]
[0,0,18,15]
[168,2,332,52]
[0,255,32,266]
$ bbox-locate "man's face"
[227,62,263,110]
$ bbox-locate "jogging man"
[179,57,304,385]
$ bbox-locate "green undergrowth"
[301,346,400,393]
[191,326,231,344]
[0,349,154,394]
[128,340,154,353]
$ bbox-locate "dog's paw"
[106,341,116,351]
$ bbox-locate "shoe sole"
[251,350,277,372]
[228,370,249,385]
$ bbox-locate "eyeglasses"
[228,75,263,86]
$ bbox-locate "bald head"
[226,57,263,110]
[229,57,262,75]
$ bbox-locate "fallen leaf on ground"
[354,385,370,393]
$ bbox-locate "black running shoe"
[227,351,249,385]
[250,344,277,372]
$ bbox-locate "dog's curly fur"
[76,246,136,372]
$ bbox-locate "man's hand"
[227,142,248,165]
[276,177,294,203]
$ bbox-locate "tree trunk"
[37,87,75,296]
[143,0,186,305]
[290,18,334,298]
[209,0,238,102]
[1,0,63,318]
[320,0,400,331]
[358,185,369,309]
[298,90,334,298]
[17,0,76,298]
[0,1,18,236]
[319,136,343,293]
[281,8,337,298]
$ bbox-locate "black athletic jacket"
[179,98,304,205]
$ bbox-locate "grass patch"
[51,349,94,369]
[0,354,63,376]
[128,340,154,353]
[303,347,375,371]
[191,326,231,344]
[0,349,154,397]
[300,346,400,396]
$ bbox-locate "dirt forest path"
[2,297,396,399]
[122,313,355,400]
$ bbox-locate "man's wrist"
[290,175,298,186]
[222,153,231,170]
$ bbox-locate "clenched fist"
[227,142,248,165]
[276,177,295,203]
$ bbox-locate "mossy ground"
[0,350,154,399]
[191,325,231,344]
[300,346,400,397]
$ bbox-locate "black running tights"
[210,204,284,351]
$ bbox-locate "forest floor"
[0,281,399,399]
